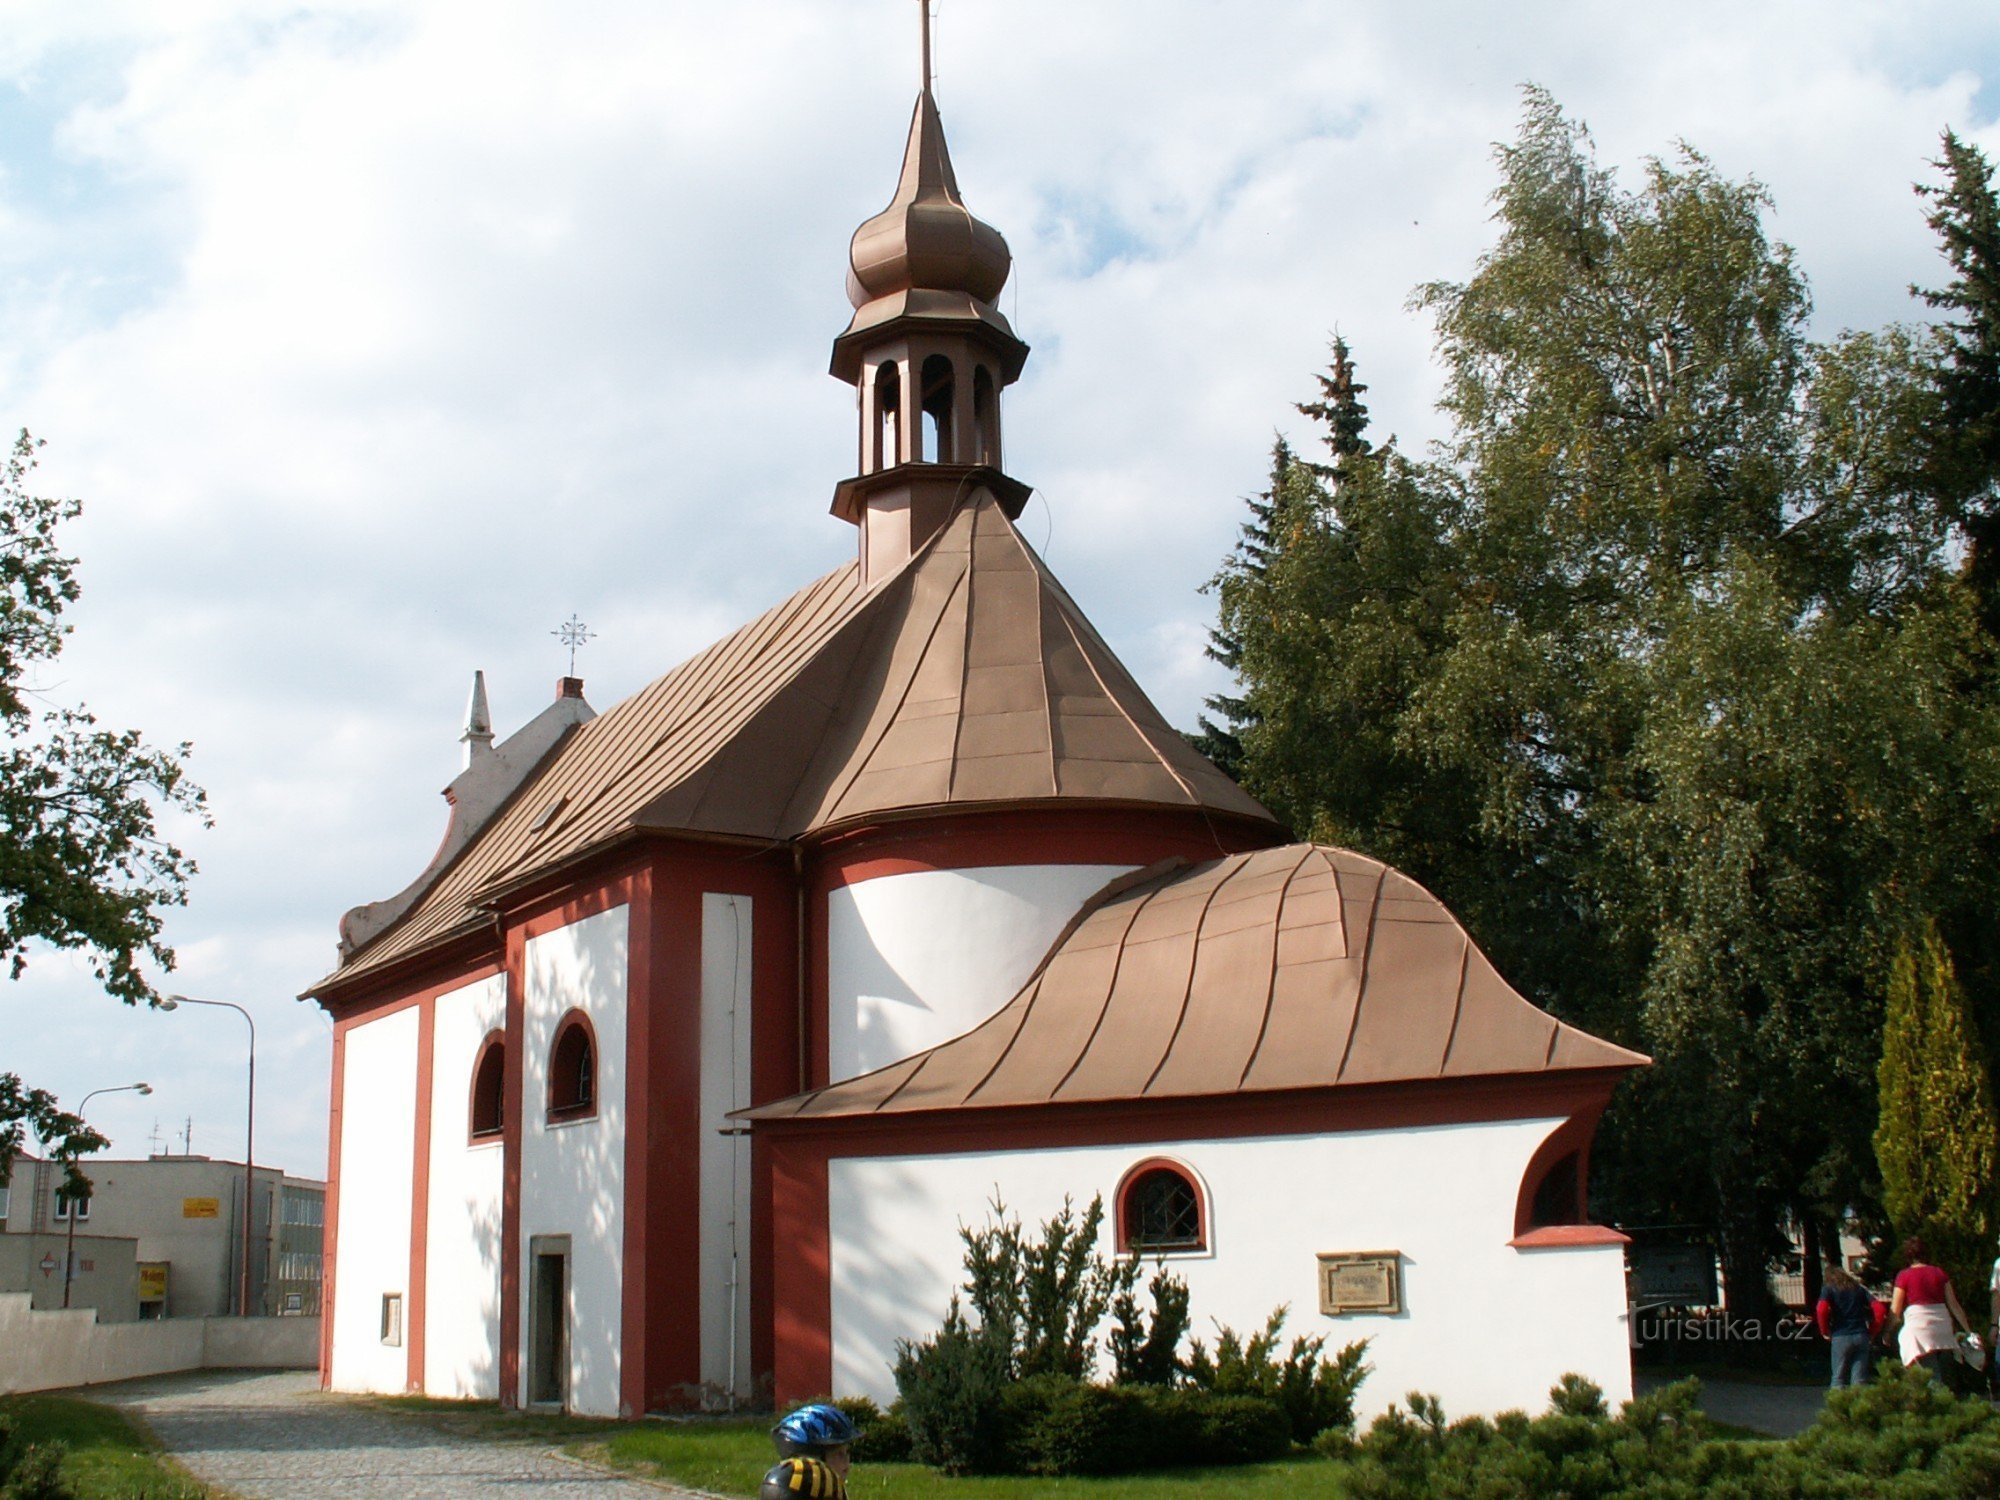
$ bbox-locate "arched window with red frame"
[1115,1158,1207,1255]
[469,1030,506,1141]
[548,1011,597,1121]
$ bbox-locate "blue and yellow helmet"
[771,1402,859,1457]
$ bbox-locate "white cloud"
[1,0,1998,1176]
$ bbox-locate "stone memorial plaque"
[1317,1251,1403,1315]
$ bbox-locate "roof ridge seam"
[1438,935,1473,1076]
[1333,863,1390,1083]
[1045,881,1158,1100]
[815,557,971,827]
[767,581,916,830]
[962,974,1048,1106]
[1042,558,1202,806]
[1236,844,1320,1090]
[1139,854,1250,1097]
[1030,523,1058,796]
[944,512,980,803]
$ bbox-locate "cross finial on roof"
[552,613,596,677]
[919,0,933,95]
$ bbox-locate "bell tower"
[831,10,1031,584]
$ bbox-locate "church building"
[306,53,1645,1423]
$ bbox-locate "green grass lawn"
[367,1398,1358,1497]
[0,1393,216,1499]
[579,1420,1357,1498]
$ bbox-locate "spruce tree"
[1917,130,2000,632]
[1874,921,2000,1303]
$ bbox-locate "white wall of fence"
[0,1293,319,1394]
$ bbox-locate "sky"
[2,0,1998,1182]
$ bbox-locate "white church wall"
[329,1006,418,1395]
[520,905,628,1416]
[424,973,506,1399]
[826,1117,1630,1422]
[699,893,755,1402]
[827,864,1134,1080]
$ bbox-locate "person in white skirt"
[1890,1235,1975,1386]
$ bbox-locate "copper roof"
[744,845,1647,1121]
[315,488,1277,993]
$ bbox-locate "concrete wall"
[520,905,627,1416]
[0,1293,319,1394]
[424,974,506,1399]
[826,864,1134,1080]
[826,1118,1632,1422]
[329,1005,419,1394]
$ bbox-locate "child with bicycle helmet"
[761,1402,859,1499]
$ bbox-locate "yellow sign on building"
[182,1197,220,1219]
[138,1262,169,1302]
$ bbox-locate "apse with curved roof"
[745,844,1647,1120]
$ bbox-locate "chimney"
[557,676,585,701]
[459,671,495,768]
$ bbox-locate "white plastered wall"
[827,1118,1630,1422]
[827,865,1133,1080]
[519,905,628,1416]
[328,1006,418,1394]
[699,893,755,1402]
[424,973,506,1398]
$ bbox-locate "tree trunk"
[1801,1214,1825,1308]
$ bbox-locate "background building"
[5,1155,324,1319]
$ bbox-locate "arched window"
[920,354,955,462]
[1116,1159,1206,1254]
[972,365,996,465]
[872,361,901,471]
[469,1031,506,1141]
[548,1011,597,1121]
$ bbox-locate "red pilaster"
[406,992,436,1392]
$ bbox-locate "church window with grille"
[1117,1160,1205,1254]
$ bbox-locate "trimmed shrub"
[892,1300,1010,1475]
[1184,1305,1370,1443]
[1776,1365,2000,1495]
[824,1394,913,1464]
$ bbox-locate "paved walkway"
[1634,1372,1827,1438]
[93,1369,704,1499]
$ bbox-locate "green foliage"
[894,1203,1340,1476]
[892,1298,1010,1475]
[1341,1369,2000,1499]
[1183,1306,1370,1444]
[1205,87,2000,1310]
[960,1195,1126,1381]
[827,1395,913,1464]
[1108,1261,1190,1386]
[1875,923,2000,1299]
[0,432,208,1199]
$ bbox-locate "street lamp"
[160,995,257,1317]
[62,1082,152,1309]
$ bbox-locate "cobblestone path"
[97,1369,703,1499]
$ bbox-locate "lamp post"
[161,995,257,1317]
[62,1082,151,1309]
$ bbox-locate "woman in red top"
[1890,1236,1974,1382]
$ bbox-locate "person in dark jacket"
[761,1403,857,1500]
[1815,1262,1881,1388]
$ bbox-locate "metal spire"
[919,0,932,95]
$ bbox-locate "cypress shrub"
[1875,922,2000,1301]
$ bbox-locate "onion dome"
[847,91,1011,309]
[832,91,1027,382]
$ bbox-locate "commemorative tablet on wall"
[1317,1252,1403,1316]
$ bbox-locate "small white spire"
[460,670,495,767]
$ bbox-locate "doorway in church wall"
[527,1235,570,1408]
